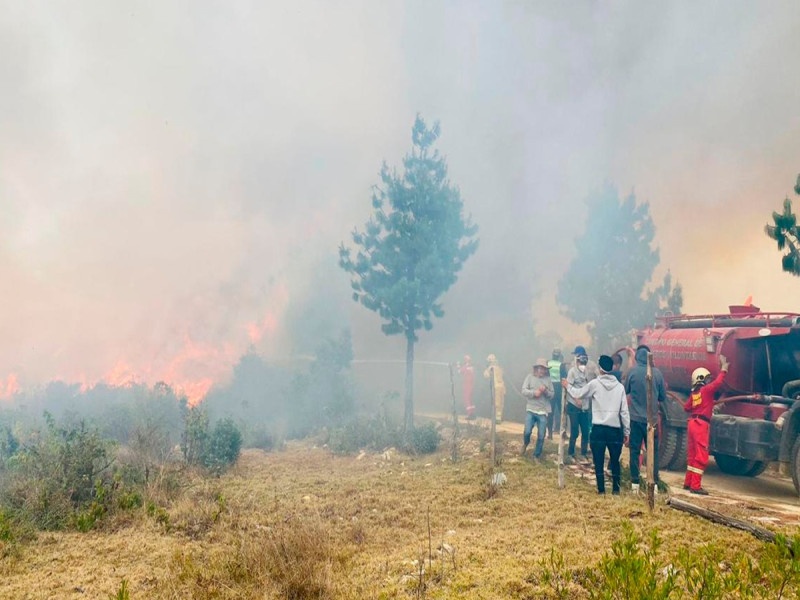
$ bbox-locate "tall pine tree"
[339,116,478,435]
[557,184,682,351]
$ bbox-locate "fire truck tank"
[636,306,800,396]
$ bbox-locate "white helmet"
[692,367,711,387]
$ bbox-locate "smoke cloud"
[2,1,799,399]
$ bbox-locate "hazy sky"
[2,1,800,398]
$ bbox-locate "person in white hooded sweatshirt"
[568,354,631,495]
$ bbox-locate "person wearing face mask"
[561,346,598,462]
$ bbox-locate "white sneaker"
[631,483,640,494]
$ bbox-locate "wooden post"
[490,367,497,468]
[449,363,459,463]
[646,352,656,511]
[558,385,568,489]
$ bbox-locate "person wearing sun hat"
[521,358,554,459]
[568,354,630,495]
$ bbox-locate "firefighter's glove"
[719,354,729,373]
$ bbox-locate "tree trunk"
[404,335,415,438]
[667,497,785,546]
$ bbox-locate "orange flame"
[6,283,291,406]
[0,373,20,399]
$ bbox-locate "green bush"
[326,415,439,455]
[181,406,210,467]
[410,422,440,454]
[206,418,243,471]
[181,408,242,473]
[326,414,402,455]
[0,414,115,530]
[536,521,800,599]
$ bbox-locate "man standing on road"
[625,345,667,494]
[568,354,630,495]
[683,355,729,495]
[521,358,554,459]
[546,349,564,440]
[562,346,598,462]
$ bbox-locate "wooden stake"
[449,363,459,463]
[490,367,497,469]
[646,353,656,512]
[558,385,568,489]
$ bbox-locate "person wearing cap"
[457,355,476,419]
[483,354,506,423]
[521,358,555,459]
[546,349,564,440]
[562,346,598,461]
[568,355,630,495]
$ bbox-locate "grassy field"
[0,428,796,599]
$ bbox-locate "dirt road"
[436,414,800,526]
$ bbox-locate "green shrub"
[326,414,402,455]
[181,409,242,473]
[181,406,210,467]
[110,579,130,600]
[589,523,675,600]
[206,418,243,471]
[535,521,800,599]
[410,422,440,454]
[0,414,115,530]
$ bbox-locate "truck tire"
[658,425,680,470]
[791,437,800,495]
[667,429,687,471]
[744,461,768,477]
[715,454,760,476]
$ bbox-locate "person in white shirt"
[568,354,630,495]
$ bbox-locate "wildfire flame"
[0,373,20,400]
[3,282,290,406]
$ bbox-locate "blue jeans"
[524,411,548,457]
[567,403,590,457]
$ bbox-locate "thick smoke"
[1,1,800,405]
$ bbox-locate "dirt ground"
[2,418,798,599]
[467,414,800,526]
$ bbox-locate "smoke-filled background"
[2,1,800,411]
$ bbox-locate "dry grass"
[0,430,794,599]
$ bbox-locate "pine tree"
[557,185,682,351]
[764,174,800,276]
[339,116,478,436]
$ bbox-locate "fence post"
[646,352,656,512]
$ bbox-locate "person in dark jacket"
[610,353,624,383]
[624,345,667,493]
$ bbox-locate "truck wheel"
[658,425,680,470]
[791,437,800,495]
[715,454,759,476]
[744,461,768,477]
[667,429,687,471]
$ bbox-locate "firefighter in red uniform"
[683,355,729,495]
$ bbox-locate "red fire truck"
[631,304,800,493]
